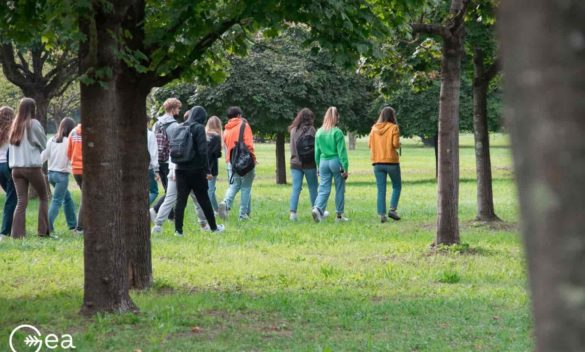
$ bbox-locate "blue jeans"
[0,162,17,235]
[48,171,77,231]
[224,163,255,217]
[208,176,218,212]
[148,169,159,205]
[373,164,402,215]
[289,168,318,212]
[314,158,345,215]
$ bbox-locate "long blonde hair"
[9,98,36,146]
[206,115,224,145]
[0,106,15,145]
[321,106,339,131]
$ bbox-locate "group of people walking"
[0,96,403,239]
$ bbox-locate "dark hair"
[378,106,397,124]
[0,106,15,145]
[227,106,243,119]
[288,108,315,132]
[9,97,36,146]
[55,117,76,143]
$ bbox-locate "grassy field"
[0,134,531,351]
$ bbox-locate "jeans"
[224,163,255,218]
[48,171,77,231]
[0,162,16,235]
[175,169,218,233]
[148,169,159,205]
[314,158,345,215]
[373,164,402,215]
[289,168,318,212]
[73,174,84,231]
[11,167,49,237]
[155,175,205,226]
[208,176,218,212]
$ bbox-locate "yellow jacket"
[368,122,400,163]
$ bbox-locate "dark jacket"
[290,124,316,169]
[207,133,222,176]
[175,106,210,173]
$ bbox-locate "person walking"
[67,123,84,233]
[8,98,49,238]
[369,106,402,222]
[288,108,319,221]
[41,117,77,233]
[0,106,16,236]
[172,106,224,236]
[311,107,349,223]
[205,116,223,213]
[217,107,256,221]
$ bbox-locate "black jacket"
[207,133,222,176]
[175,106,210,173]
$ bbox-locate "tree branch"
[0,43,30,88]
[483,58,500,83]
[411,23,447,38]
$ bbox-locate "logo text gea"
[9,324,76,352]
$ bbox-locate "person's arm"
[30,121,47,151]
[67,133,73,161]
[41,139,50,164]
[314,131,321,168]
[335,129,349,173]
[147,132,159,171]
[194,125,210,174]
[392,125,401,149]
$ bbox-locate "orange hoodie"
[368,122,400,164]
[67,124,83,175]
[224,118,255,163]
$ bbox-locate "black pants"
[175,169,217,233]
[153,162,173,219]
[73,174,84,231]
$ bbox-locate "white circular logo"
[9,324,43,352]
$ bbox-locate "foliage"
[150,82,197,120]
[0,72,20,108]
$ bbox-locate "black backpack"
[169,122,196,164]
[296,127,315,164]
[230,120,255,181]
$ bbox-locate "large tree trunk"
[79,2,136,316]
[348,132,357,150]
[500,1,585,351]
[275,132,287,184]
[435,23,464,245]
[472,49,500,223]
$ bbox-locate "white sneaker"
[335,214,349,222]
[312,208,323,223]
[212,224,225,233]
[380,215,388,223]
[174,231,184,237]
[149,208,157,223]
[289,212,298,221]
[323,210,330,218]
[151,225,162,234]
[218,202,228,220]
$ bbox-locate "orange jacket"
[224,118,255,163]
[67,124,83,175]
[368,122,400,164]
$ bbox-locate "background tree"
[500,0,585,350]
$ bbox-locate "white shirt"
[41,136,72,173]
[0,143,8,163]
[147,129,159,171]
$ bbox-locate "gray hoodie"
[9,119,47,168]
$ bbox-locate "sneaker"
[149,208,157,223]
[174,231,183,237]
[335,214,349,222]
[289,212,298,221]
[239,214,250,221]
[323,210,330,218]
[380,215,388,223]
[151,225,162,234]
[312,208,323,223]
[388,210,401,221]
[74,228,84,235]
[212,224,225,233]
[201,223,211,232]
[218,202,228,220]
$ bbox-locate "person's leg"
[63,186,77,230]
[373,165,388,216]
[207,176,218,212]
[191,171,218,230]
[331,159,345,215]
[148,169,158,205]
[388,164,402,210]
[26,168,50,236]
[289,168,303,213]
[190,192,207,226]
[239,168,255,218]
[173,170,190,234]
[74,174,84,230]
[48,171,67,232]
[0,163,16,235]
[159,162,169,191]
[305,168,318,208]
[11,168,29,238]
[223,163,242,210]
[154,178,178,226]
[314,160,332,213]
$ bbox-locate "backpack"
[154,121,176,162]
[296,127,315,165]
[169,122,196,164]
[230,120,255,181]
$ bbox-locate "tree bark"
[472,49,500,222]
[348,132,357,150]
[275,132,287,184]
[79,2,136,316]
[433,134,438,179]
[500,0,585,350]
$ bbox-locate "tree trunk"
[472,50,500,222]
[79,3,136,315]
[435,30,464,245]
[348,132,357,150]
[500,1,585,350]
[433,134,438,179]
[275,132,287,184]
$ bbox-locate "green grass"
[0,133,531,351]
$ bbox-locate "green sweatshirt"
[314,127,349,172]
